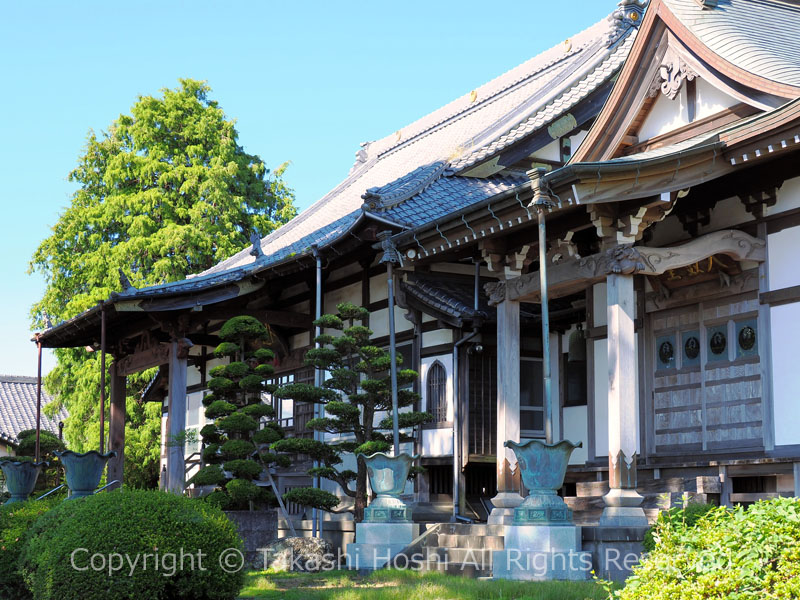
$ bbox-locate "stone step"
[436,533,504,550]
[431,547,494,566]
[437,523,505,537]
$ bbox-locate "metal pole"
[99,301,107,453]
[530,167,553,445]
[387,262,401,455]
[35,336,42,463]
[312,246,322,538]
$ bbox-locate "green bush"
[219,315,268,341]
[19,490,244,600]
[643,501,716,551]
[226,478,260,506]
[223,459,262,480]
[220,439,255,460]
[618,497,800,599]
[188,465,226,487]
[283,487,340,512]
[0,499,57,600]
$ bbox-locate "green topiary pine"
[271,302,432,521]
[188,315,288,510]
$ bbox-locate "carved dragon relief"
[648,47,699,100]
[498,230,765,303]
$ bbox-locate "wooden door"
[650,292,763,455]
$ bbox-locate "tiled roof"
[383,172,528,227]
[203,11,634,277]
[664,0,800,89]
[0,376,66,446]
[449,32,636,171]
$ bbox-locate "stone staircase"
[564,476,718,525]
[397,523,504,577]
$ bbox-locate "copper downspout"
[35,335,42,463]
[99,301,107,453]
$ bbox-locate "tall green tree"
[29,79,296,488]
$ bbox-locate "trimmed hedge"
[0,499,58,600]
[19,490,245,600]
[618,497,800,599]
[643,501,716,551]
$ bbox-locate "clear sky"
[0,0,613,376]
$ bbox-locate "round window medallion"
[658,341,674,365]
[684,336,700,360]
[710,331,727,356]
[738,326,756,351]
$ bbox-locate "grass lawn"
[238,569,615,600]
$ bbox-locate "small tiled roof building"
[0,375,67,456]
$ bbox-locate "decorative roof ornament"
[378,231,403,267]
[648,46,699,99]
[693,0,717,8]
[606,0,648,47]
[350,141,372,174]
[249,231,264,259]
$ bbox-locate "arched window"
[427,361,448,423]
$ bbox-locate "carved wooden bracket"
[489,229,766,304]
[737,187,778,219]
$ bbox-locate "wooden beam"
[759,284,800,307]
[488,296,523,525]
[106,364,126,489]
[487,230,766,304]
[115,344,171,376]
[200,307,311,330]
[166,340,189,494]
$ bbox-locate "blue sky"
[0,1,613,376]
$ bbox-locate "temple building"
[33,0,800,576]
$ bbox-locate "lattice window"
[427,361,448,423]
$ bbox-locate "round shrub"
[205,400,236,419]
[19,490,244,600]
[223,459,262,480]
[242,403,274,419]
[213,342,239,358]
[0,498,58,600]
[217,413,258,434]
[283,487,340,512]
[204,490,231,510]
[619,497,800,599]
[223,362,249,379]
[201,443,222,464]
[226,479,260,507]
[188,465,226,487]
[254,363,274,378]
[238,374,265,392]
[208,377,235,395]
[253,427,282,445]
[219,316,268,341]
[199,424,222,444]
[220,439,255,460]
[252,348,274,362]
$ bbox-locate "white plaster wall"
[550,331,561,440]
[423,329,453,347]
[770,302,800,446]
[593,338,609,459]
[323,282,360,314]
[370,273,388,302]
[570,129,589,157]
[768,228,800,290]
[766,176,800,217]
[700,197,753,233]
[531,139,560,162]
[423,429,453,457]
[593,283,607,327]
[369,306,410,337]
[638,78,737,141]
[563,406,589,464]
[289,332,310,350]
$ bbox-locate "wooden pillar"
[600,273,647,526]
[488,297,524,524]
[106,364,126,488]
[166,340,188,494]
